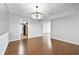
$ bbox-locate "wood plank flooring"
[5,37,79,55]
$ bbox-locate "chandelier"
[31,6,43,20]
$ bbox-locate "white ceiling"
[0,3,79,19]
[0,3,8,12]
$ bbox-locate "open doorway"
[19,17,28,40]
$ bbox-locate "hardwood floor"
[5,37,79,55]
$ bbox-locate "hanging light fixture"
[31,6,43,20]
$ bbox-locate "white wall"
[19,18,23,36]
[51,14,79,43]
[0,12,9,36]
[43,21,51,34]
[9,14,43,40]
[10,15,43,39]
[0,12,9,54]
[9,14,21,41]
[28,20,42,38]
[0,4,9,54]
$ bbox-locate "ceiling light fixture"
[31,5,43,20]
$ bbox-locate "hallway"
[5,36,79,55]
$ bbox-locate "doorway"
[19,17,28,40]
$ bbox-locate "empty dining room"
[0,3,79,55]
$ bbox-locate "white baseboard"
[28,35,42,39]
[9,39,20,42]
[51,37,79,45]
